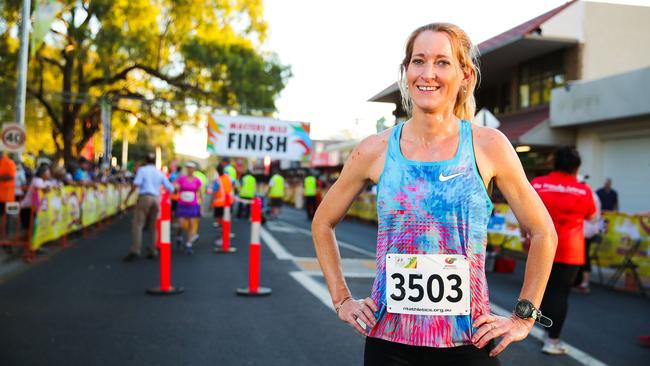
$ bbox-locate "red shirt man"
[532,172,596,265]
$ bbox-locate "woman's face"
[186,167,195,176]
[43,169,51,180]
[406,31,467,115]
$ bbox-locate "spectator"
[0,150,17,236]
[20,164,54,232]
[52,166,72,186]
[36,150,52,167]
[14,160,28,203]
[531,146,596,355]
[596,178,618,211]
[73,158,91,183]
[123,153,174,262]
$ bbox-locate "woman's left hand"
[471,313,534,357]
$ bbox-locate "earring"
[463,87,467,94]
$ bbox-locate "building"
[369,0,650,213]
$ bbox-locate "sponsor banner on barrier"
[32,189,60,249]
[31,184,137,250]
[63,186,82,234]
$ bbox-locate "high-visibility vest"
[240,174,256,199]
[269,174,285,198]
[304,176,317,197]
[211,174,233,207]
[225,165,237,181]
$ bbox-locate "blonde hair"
[398,23,480,121]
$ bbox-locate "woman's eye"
[411,59,424,65]
[436,60,450,66]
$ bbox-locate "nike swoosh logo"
[439,172,463,182]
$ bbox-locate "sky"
[174,0,650,158]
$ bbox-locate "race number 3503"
[386,254,470,316]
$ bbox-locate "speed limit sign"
[1,123,26,152]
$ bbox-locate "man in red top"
[531,146,596,355]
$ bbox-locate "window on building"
[517,50,566,110]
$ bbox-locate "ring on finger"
[491,323,497,331]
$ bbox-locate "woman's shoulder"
[470,124,513,156]
[353,127,393,158]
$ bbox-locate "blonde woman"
[312,23,557,365]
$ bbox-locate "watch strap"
[537,312,553,328]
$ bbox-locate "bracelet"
[335,296,353,316]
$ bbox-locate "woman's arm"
[472,127,557,356]
[312,132,387,335]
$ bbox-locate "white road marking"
[267,221,375,258]
[260,226,294,260]
[289,271,334,311]
[261,225,609,366]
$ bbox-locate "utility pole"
[12,0,31,162]
[14,0,31,128]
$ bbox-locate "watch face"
[516,300,533,318]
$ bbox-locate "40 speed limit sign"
[1,123,26,152]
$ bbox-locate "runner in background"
[313,23,557,365]
[174,161,203,254]
[267,170,285,219]
[169,166,183,248]
[210,164,233,248]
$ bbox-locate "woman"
[174,161,203,254]
[312,23,557,365]
[20,164,54,232]
[531,147,596,354]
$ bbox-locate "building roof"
[497,106,550,143]
[478,0,577,55]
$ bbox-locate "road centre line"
[262,226,608,366]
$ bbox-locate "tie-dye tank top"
[368,120,493,348]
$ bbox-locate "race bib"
[386,254,470,316]
[180,191,196,203]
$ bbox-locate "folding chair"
[607,238,646,296]
[588,234,605,285]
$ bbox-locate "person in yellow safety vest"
[267,170,285,219]
[211,164,233,246]
[304,172,318,220]
[237,171,256,219]
[221,157,239,192]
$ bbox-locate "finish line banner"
[207,114,311,161]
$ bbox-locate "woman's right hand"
[338,297,379,336]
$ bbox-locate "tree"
[0,0,290,165]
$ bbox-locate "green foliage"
[0,0,290,164]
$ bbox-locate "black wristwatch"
[514,299,553,328]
